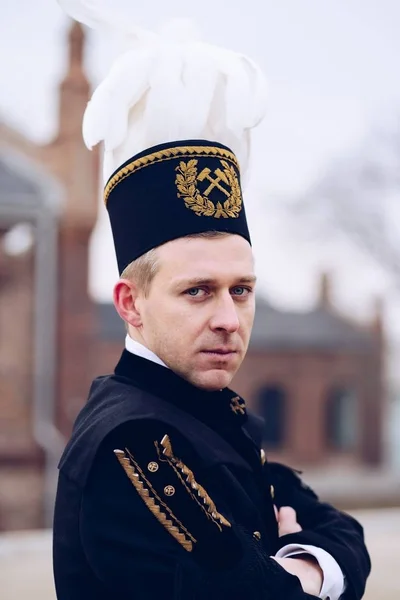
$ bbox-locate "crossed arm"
[267,463,371,600]
[80,436,317,599]
[78,424,370,599]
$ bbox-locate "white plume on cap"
[58,1,268,183]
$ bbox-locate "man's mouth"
[201,348,237,355]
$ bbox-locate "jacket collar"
[114,349,248,432]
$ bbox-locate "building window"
[326,386,358,450]
[258,386,286,448]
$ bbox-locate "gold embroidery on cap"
[175,159,242,219]
[104,145,239,204]
[114,449,195,552]
[158,435,231,530]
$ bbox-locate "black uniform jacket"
[53,351,370,600]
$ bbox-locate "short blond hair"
[121,231,231,295]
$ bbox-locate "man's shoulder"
[58,374,172,488]
[59,373,252,489]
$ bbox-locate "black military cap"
[104,139,251,274]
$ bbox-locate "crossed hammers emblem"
[197,167,231,198]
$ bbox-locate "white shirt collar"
[125,335,168,369]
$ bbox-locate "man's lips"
[201,348,238,355]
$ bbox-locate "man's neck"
[125,335,168,369]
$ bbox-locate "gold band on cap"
[104,145,239,205]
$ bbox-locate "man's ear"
[113,279,142,327]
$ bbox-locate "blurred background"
[0,0,399,597]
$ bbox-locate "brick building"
[0,23,385,531]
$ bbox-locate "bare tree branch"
[286,123,400,285]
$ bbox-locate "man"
[53,6,370,599]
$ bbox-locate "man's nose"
[209,294,240,334]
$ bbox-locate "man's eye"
[186,288,204,297]
[232,287,250,296]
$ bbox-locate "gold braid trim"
[155,441,222,532]
[123,448,195,543]
[160,435,231,529]
[114,449,195,552]
[104,145,239,205]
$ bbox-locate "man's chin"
[190,369,234,392]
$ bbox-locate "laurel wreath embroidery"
[175,159,242,218]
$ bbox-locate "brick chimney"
[42,21,100,436]
[318,271,332,310]
[58,22,89,140]
[371,296,384,344]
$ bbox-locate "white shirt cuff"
[275,544,345,600]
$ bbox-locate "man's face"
[135,235,256,391]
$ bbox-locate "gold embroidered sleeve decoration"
[158,435,231,530]
[114,449,195,552]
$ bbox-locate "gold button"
[147,462,159,473]
[164,485,175,497]
[270,485,275,499]
[253,531,262,541]
[260,449,266,465]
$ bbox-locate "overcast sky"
[2,0,400,349]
